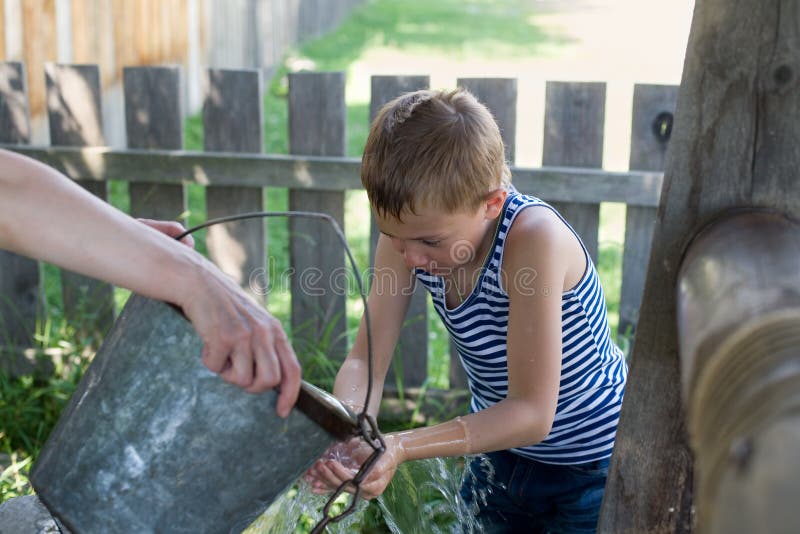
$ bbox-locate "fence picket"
[368,75,431,389]
[447,77,520,389]
[0,61,41,376]
[288,72,348,361]
[458,77,518,163]
[542,82,606,262]
[203,68,266,303]
[124,66,186,220]
[620,84,678,343]
[46,63,115,338]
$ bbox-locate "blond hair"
[361,88,511,220]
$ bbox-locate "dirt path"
[347,0,696,170]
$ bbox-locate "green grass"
[292,0,569,68]
[598,203,626,346]
[0,316,93,501]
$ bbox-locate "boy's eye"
[421,239,441,247]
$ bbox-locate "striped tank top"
[415,190,627,464]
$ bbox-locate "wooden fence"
[3,0,363,118]
[0,61,676,393]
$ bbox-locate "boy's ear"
[484,189,508,219]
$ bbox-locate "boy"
[306,89,627,532]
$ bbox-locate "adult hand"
[148,219,301,416]
[137,218,301,412]
[178,256,302,417]
[304,434,404,499]
[138,218,195,248]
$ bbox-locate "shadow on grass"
[301,0,574,69]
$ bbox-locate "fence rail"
[2,146,664,205]
[0,61,677,395]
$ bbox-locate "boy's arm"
[333,234,416,416]
[398,207,567,456]
[0,150,301,413]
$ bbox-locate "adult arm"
[0,149,300,415]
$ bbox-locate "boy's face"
[374,191,506,274]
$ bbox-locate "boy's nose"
[390,238,427,269]
[403,248,428,269]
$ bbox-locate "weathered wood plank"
[619,84,678,342]
[123,66,186,220]
[0,63,31,143]
[0,253,41,375]
[0,61,41,375]
[0,1,5,60]
[600,1,800,531]
[46,63,114,339]
[369,75,430,389]
[542,82,606,262]
[513,167,661,207]
[447,78,520,389]
[3,145,664,206]
[457,77,517,163]
[21,0,56,117]
[203,69,265,303]
[288,72,348,361]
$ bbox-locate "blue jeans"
[460,450,610,533]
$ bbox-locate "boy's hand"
[304,435,404,500]
[303,439,360,494]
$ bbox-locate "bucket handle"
[177,210,385,531]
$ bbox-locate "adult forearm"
[0,149,199,307]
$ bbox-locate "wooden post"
[124,66,186,220]
[600,1,800,531]
[287,72,348,360]
[0,61,42,376]
[46,63,115,339]
[203,68,266,303]
[542,82,605,263]
[368,75,430,389]
[447,77,519,390]
[458,77,517,163]
[677,211,800,534]
[619,84,678,343]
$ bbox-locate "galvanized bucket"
[30,294,357,533]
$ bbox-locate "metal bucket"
[30,294,357,533]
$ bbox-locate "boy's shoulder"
[505,202,568,246]
[503,203,580,271]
